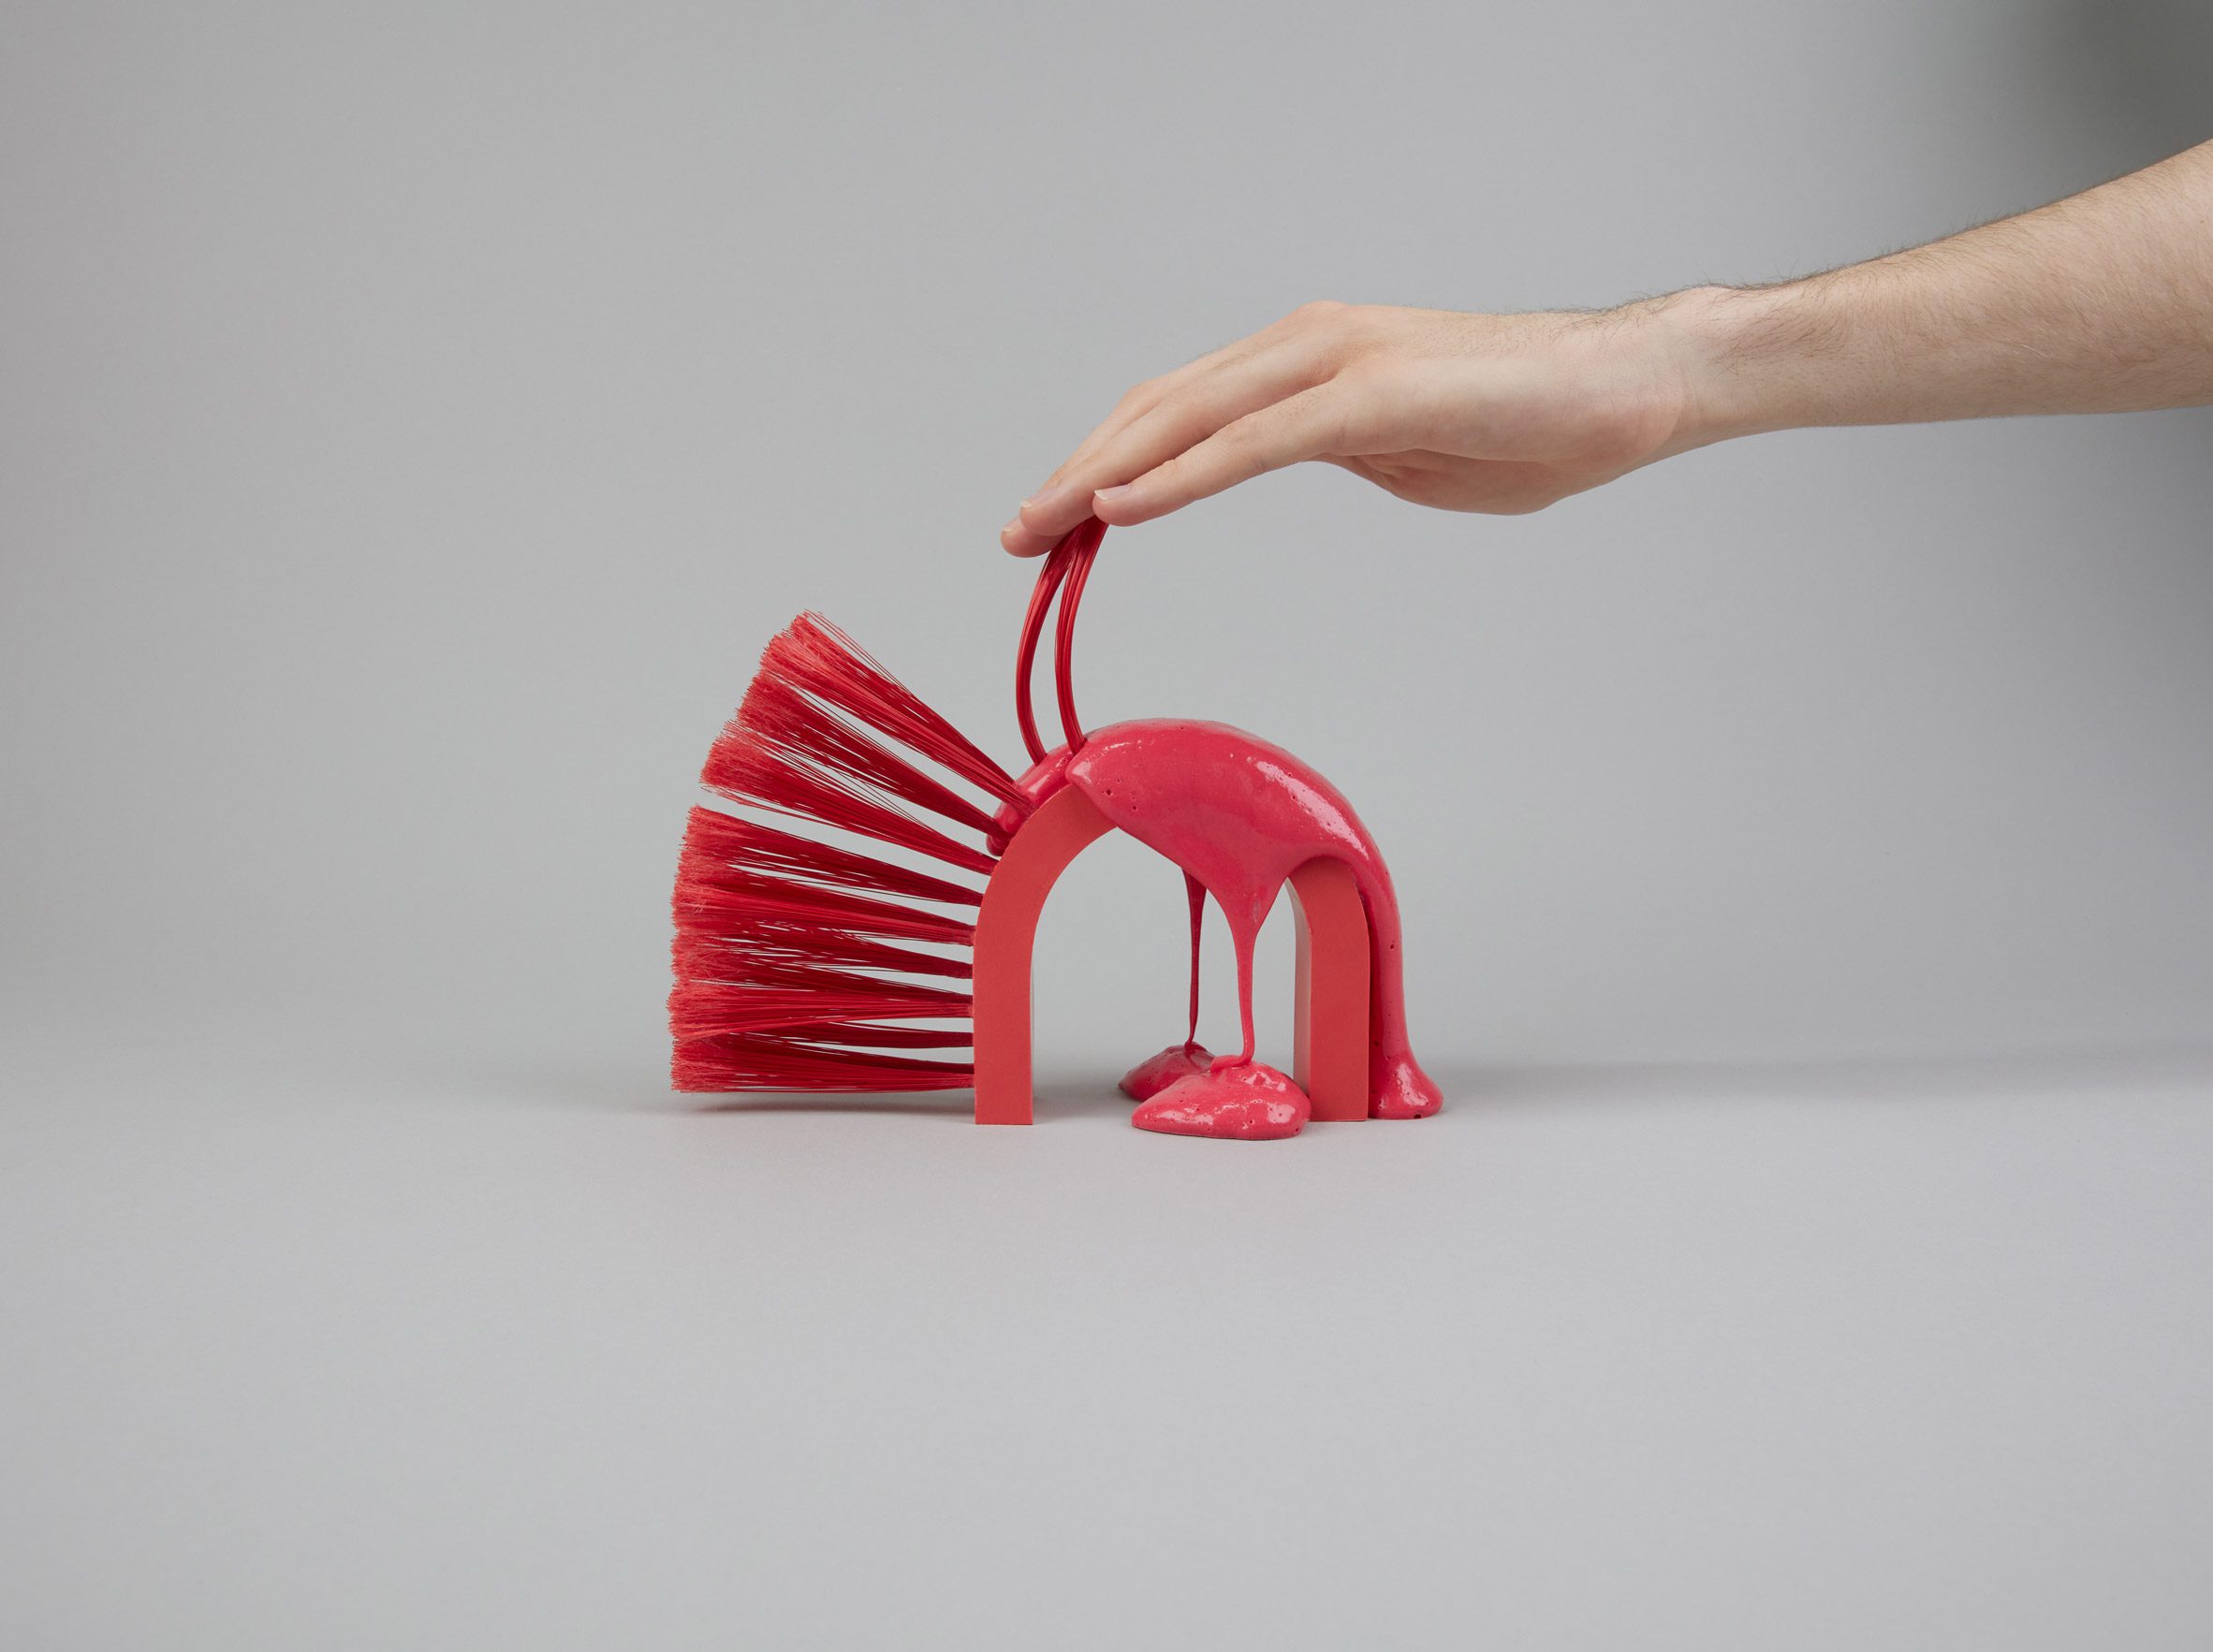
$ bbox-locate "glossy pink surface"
[1119,1041,1214,1102]
[1130,1060,1311,1141]
[1050,719,1442,1126]
[1001,719,1442,1134]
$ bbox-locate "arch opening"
[972,787,1373,1125]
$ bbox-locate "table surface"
[6,1018,2210,1650]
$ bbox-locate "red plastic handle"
[1014,536,1073,766]
[1015,519,1106,765]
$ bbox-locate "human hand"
[1002,298,1710,555]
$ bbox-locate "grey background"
[4,1,2210,1646]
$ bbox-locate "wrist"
[1629,282,1813,451]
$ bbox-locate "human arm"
[1003,139,2213,557]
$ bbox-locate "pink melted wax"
[1117,872,1211,1104]
[1002,719,1444,1139]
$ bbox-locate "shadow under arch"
[972,786,1372,1125]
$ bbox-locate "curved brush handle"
[1014,534,1074,766]
[1052,519,1104,753]
[1013,519,1106,765]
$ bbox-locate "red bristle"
[740,676,1004,837]
[674,1033,974,1093]
[702,738,997,876]
[682,956,964,998]
[670,969,972,1039]
[769,614,1028,810]
[682,808,982,907]
[777,1022,974,1050]
[674,867,974,945]
[675,927,970,982]
[673,992,965,1041]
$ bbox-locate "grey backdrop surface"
[4,3,2211,1648]
[4,0,2212,1066]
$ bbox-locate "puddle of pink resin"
[1119,1041,1214,1102]
[1130,1061,1310,1140]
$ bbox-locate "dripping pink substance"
[1128,1060,1307,1141]
[1001,720,1444,1134]
[1116,874,1213,1104]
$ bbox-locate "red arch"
[971,786,1373,1125]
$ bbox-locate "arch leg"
[972,787,1114,1125]
[1289,857,1371,1123]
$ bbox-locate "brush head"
[671,615,1025,1093]
[681,809,984,909]
[769,615,1027,810]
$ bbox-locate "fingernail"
[1001,516,1024,537]
[1092,484,1131,505]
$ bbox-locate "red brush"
[671,609,1029,1092]
[671,518,1444,1139]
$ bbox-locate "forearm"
[1660,139,2213,446]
